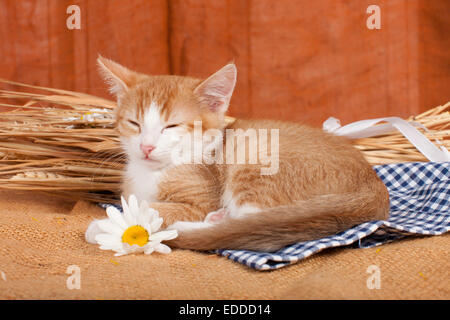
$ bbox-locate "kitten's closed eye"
[127,119,141,132]
[162,124,180,132]
[127,119,140,128]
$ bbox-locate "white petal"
[137,210,151,227]
[123,243,146,254]
[85,219,103,244]
[139,200,150,215]
[144,246,155,255]
[155,243,172,254]
[147,208,158,224]
[128,194,140,217]
[122,242,135,251]
[121,195,136,225]
[149,230,178,242]
[148,207,159,218]
[106,206,128,229]
[99,243,121,251]
[121,195,128,212]
[147,208,161,224]
[150,217,164,232]
[95,233,120,246]
[142,223,153,235]
[97,219,124,236]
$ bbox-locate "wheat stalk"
[0,78,448,202]
[352,102,450,164]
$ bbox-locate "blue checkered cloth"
[217,162,450,270]
[101,162,449,270]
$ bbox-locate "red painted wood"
[0,0,448,125]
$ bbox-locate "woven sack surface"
[0,190,448,299]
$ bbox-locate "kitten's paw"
[167,221,212,232]
[85,219,105,244]
[204,208,229,224]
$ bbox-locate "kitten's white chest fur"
[125,160,165,202]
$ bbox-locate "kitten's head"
[97,56,237,170]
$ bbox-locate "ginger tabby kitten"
[86,56,389,252]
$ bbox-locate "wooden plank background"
[0,0,448,126]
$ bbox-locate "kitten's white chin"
[136,156,171,171]
[125,158,170,203]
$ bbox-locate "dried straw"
[353,102,450,164]
[0,79,122,202]
[0,78,448,202]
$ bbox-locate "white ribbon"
[323,116,450,162]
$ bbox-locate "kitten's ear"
[194,63,237,113]
[97,55,140,99]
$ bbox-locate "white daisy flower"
[94,195,178,256]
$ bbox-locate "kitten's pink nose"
[140,143,156,156]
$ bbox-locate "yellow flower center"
[121,225,149,247]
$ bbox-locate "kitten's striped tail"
[166,190,389,252]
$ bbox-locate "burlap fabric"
[0,191,448,299]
